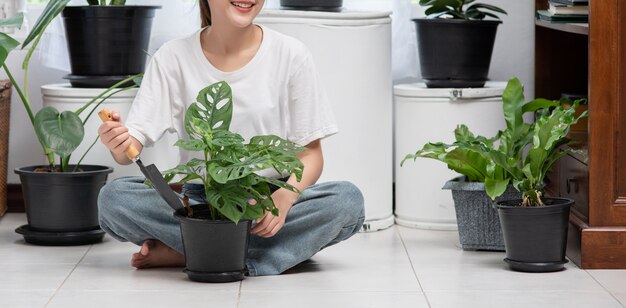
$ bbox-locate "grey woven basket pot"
[443,176,520,251]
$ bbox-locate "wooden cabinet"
[536,0,626,268]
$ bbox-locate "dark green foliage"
[419,0,507,20]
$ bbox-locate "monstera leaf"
[34,107,84,160]
[185,81,233,139]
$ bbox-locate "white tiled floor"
[1,213,625,308]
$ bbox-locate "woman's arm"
[250,139,323,237]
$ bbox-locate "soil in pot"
[496,197,572,272]
[176,205,251,283]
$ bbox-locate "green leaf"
[34,107,84,159]
[23,0,70,48]
[521,98,559,114]
[485,177,509,200]
[467,3,508,15]
[192,81,233,132]
[87,0,99,5]
[0,33,20,67]
[174,139,206,152]
[109,0,126,5]
[0,13,24,28]
[502,77,525,134]
[425,5,451,16]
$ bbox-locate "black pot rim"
[412,18,502,25]
[64,5,162,9]
[174,211,251,225]
[495,197,574,210]
[14,165,113,176]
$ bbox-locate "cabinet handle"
[566,178,577,194]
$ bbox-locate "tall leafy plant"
[0,0,141,172]
[417,0,507,20]
[402,78,557,198]
[163,81,305,223]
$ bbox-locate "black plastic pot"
[61,6,160,88]
[280,0,343,12]
[176,206,251,283]
[495,197,573,272]
[14,165,113,232]
[413,18,501,88]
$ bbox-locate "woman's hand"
[250,188,299,238]
[97,111,142,165]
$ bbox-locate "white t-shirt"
[126,25,338,177]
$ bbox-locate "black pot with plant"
[62,0,160,88]
[163,81,304,283]
[280,0,343,12]
[0,1,141,245]
[414,0,507,88]
[483,81,588,272]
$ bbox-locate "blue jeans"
[97,176,365,276]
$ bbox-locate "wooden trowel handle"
[98,108,140,161]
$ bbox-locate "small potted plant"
[414,0,507,88]
[0,2,141,245]
[61,0,160,88]
[486,98,588,272]
[162,81,305,283]
[402,77,558,251]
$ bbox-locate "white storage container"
[257,10,394,231]
[41,84,178,180]
[394,82,507,230]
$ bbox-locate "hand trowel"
[98,108,186,215]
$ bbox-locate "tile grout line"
[236,280,243,308]
[43,244,94,308]
[583,270,626,308]
[395,226,432,308]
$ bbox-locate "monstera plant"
[163,81,305,223]
[162,81,304,283]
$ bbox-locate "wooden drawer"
[559,153,589,219]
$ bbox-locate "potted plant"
[280,0,343,12]
[485,98,588,272]
[402,77,557,251]
[61,0,160,88]
[162,81,305,283]
[0,2,140,245]
[414,0,507,88]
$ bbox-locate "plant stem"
[81,86,136,126]
[74,74,142,116]
[2,64,33,124]
[74,136,100,172]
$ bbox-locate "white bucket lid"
[256,9,391,26]
[394,81,508,100]
[41,83,139,99]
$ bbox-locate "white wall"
[1,0,534,183]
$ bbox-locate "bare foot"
[131,240,186,269]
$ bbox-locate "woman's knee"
[98,176,141,220]
[319,181,365,222]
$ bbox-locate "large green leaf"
[23,0,70,48]
[34,107,84,159]
[467,3,508,15]
[205,181,257,223]
[187,81,233,136]
[0,33,19,67]
[502,77,525,134]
